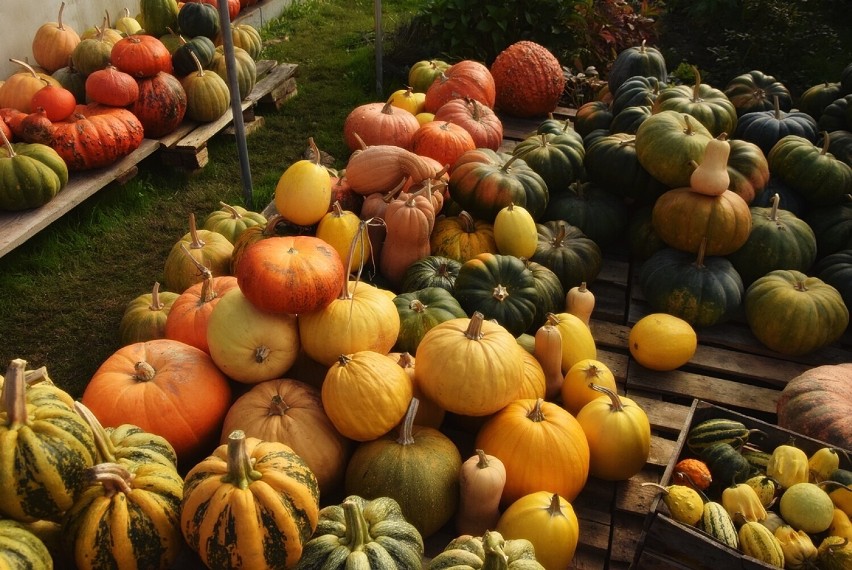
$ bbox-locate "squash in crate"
[0,520,53,569]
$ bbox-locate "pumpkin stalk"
[89,462,135,497]
[254,345,270,364]
[0,123,16,157]
[526,398,547,423]
[588,383,625,412]
[465,312,486,340]
[218,201,244,220]
[2,359,29,427]
[148,281,166,311]
[341,497,374,551]
[768,193,780,221]
[132,361,157,382]
[268,395,290,416]
[492,284,510,302]
[222,430,263,489]
[74,400,118,463]
[186,213,206,249]
[481,530,510,570]
[395,397,420,446]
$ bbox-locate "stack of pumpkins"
[0,0,263,211]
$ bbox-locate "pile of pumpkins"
[0,0,264,211]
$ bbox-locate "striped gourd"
[61,461,184,570]
[700,501,738,549]
[0,519,53,569]
[700,441,753,488]
[0,359,97,522]
[181,430,320,570]
[296,495,424,569]
[743,449,772,474]
[739,521,785,567]
[686,418,752,454]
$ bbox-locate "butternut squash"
[565,281,595,326]
[689,134,730,196]
[534,321,564,400]
[456,449,506,536]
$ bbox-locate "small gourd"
[641,482,704,525]
[700,441,752,489]
[744,475,780,508]
[565,281,595,326]
[779,482,835,534]
[700,501,738,549]
[809,447,841,483]
[456,449,506,536]
[689,134,731,196]
[817,536,852,570]
[774,525,818,570]
[738,521,785,567]
[274,137,333,227]
[493,202,537,259]
[533,320,563,400]
[672,458,712,491]
[721,482,767,525]
[428,530,544,570]
[828,508,852,541]
[767,442,810,489]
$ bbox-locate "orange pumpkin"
[164,272,238,353]
[490,41,566,118]
[410,121,477,168]
[475,398,590,505]
[31,2,81,73]
[424,59,496,113]
[49,103,145,171]
[433,97,504,150]
[343,99,421,152]
[379,187,436,288]
[80,339,233,467]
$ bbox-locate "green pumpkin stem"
[74,400,118,463]
[222,429,262,489]
[396,397,420,446]
[2,359,29,426]
[588,383,625,412]
[342,498,374,551]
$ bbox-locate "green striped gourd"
[700,442,753,488]
[139,0,179,37]
[739,521,785,567]
[700,501,738,549]
[743,449,772,474]
[686,418,753,454]
[0,519,53,569]
[0,360,97,522]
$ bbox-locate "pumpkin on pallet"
[49,103,145,171]
[0,127,68,211]
[131,70,188,138]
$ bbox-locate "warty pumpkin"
[496,492,581,570]
[49,104,145,171]
[181,430,320,570]
[490,40,566,118]
[130,71,188,138]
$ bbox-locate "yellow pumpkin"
[560,358,618,416]
[517,346,546,400]
[315,202,370,271]
[496,491,580,570]
[387,86,426,115]
[628,313,697,371]
[575,384,651,481]
[493,202,537,258]
[274,137,332,226]
[546,312,597,372]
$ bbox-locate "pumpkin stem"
[88,462,135,497]
[254,345,270,364]
[395,397,420,446]
[186,213,206,248]
[0,126,16,158]
[459,210,476,232]
[23,366,53,387]
[768,193,780,222]
[492,284,510,302]
[341,498,374,551]
[819,131,831,156]
[547,493,565,517]
[588,383,625,412]
[57,2,68,30]
[218,201,243,220]
[464,312,486,340]
[481,530,510,570]
[396,352,415,370]
[148,281,166,311]
[132,361,156,383]
[74,400,118,463]
[690,65,702,101]
[222,430,263,489]
[268,394,290,416]
[772,95,782,120]
[8,58,39,78]
[408,299,427,313]
[180,243,213,284]
[526,398,546,422]
[475,448,491,469]
[2,359,29,427]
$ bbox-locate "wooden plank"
[0,139,161,258]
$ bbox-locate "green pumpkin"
[813,248,852,311]
[0,136,68,211]
[826,130,852,167]
[511,131,585,193]
[202,202,267,245]
[753,176,808,219]
[733,98,819,156]
[453,253,539,336]
[745,270,849,356]
[172,35,216,77]
[817,93,852,133]
[393,287,467,354]
[531,220,603,291]
[607,41,668,94]
[524,258,564,332]
[797,81,842,123]
[51,63,87,103]
[583,131,667,205]
[727,193,818,286]
[610,104,652,135]
[400,255,462,293]
[296,495,423,570]
[0,520,53,569]
[209,46,257,100]
[534,115,575,136]
[177,1,220,39]
[449,148,549,222]
[542,181,628,248]
[723,70,793,117]
[727,138,770,204]
[139,0,179,37]
[180,54,231,123]
[70,35,112,76]
[222,23,264,61]
[572,100,612,138]
[805,195,852,259]
[768,134,852,206]
[344,400,462,539]
[635,110,714,188]
[639,243,744,327]
[611,76,661,116]
[652,69,738,138]
[626,206,666,261]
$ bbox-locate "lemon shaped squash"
[629,313,697,371]
[494,202,538,258]
[274,137,332,226]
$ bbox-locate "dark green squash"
[817,93,852,133]
[393,287,467,354]
[727,193,818,286]
[752,176,808,219]
[177,1,220,39]
[139,0,179,37]
[805,194,852,259]
[609,104,651,135]
[607,41,667,94]
[452,253,539,336]
[733,96,819,156]
[652,67,738,137]
[700,441,753,489]
[400,255,462,293]
[813,248,852,310]
[523,258,564,332]
[542,181,628,248]
[626,206,666,261]
[511,131,585,194]
[611,76,661,116]
[798,82,843,123]
[639,240,744,327]
[583,131,668,205]
[572,100,612,139]
[531,220,602,291]
[767,134,852,206]
[825,129,852,167]
[171,35,216,77]
[723,70,793,117]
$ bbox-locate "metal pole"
[217,2,254,210]
[374,0,382,97]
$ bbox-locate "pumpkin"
[611,75,661,116]
[209,45,257,100]
[806,195,852,259]
[139,0,179,37]
[219,379,352,495]
[172,35,217,77]
[70,28,113,76]
[573,100,613,138]
[433,96,503,150]
[429,530,544,570]
[456,449,507,536]
[430,210,496,262]
[411,120,476,168]
[814,248,852,309]
[0,60,60,113]
[415,312,522,417]
[275,137,333,226]
[496,492,580,570]
[424,59,496,113]
[0,519,53,569]
[387,352,446,429]
[476,398,590,505]
[393,287,467,354]
[575,384,651,481]
[768,134,852,206]
[344,398,462,537]
[80,339,233,467]
[513,131,586,193]
[724,70,793,117]
[531,220,602,291]
[401,255,461,293]
[164,272,238,353]
[611,104,652,134]
[388,85,426,115]
[379,185,436,287]
[628,313,697,371]
[343,99,421,152]
[31,2,81,73]
[798,82,843,123]
[119,281,179,345]
[744,270,849,355]
[542,181,629,248]
[163,213,234,293]
[84,65,140,107]
[217,23,263,60]
[130,71,188,138]
[639,241,745,327]
[61,462,184,570]
[652,67,738,137]
[652,187,752,256]
[635,110,714,188]
[181,51,230,122]
[49,104,145,171]
[490,40,566,118]
[727,138,771,204]
[110,34,173,78]
[235,234,345,315]
[177,1,220,38]
[409,59,450,93]
[0,129,68,211]
[607,40,668,94]
[321,351,413,442]
[30,81,76,122]
[818,94,852,133]
[450,148,550,221]
[583,131,668,205]
[561,358,618,416]
[734,96,819,156]
[180,430,320,570]
[296,495,424,570]
[0,359,97,522]
[202,201,266,245]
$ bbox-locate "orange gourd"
[410,120,476,168]
[379,187,436,288]
[343,99,421,152]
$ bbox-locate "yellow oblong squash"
[274,137,332,226]
[493,202,537,258]
[546,312,597,372]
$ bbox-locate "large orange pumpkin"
[342,99,421,152]
[490,41,566,118]
[424,59,496,113]
[49,104,145,171]
[80,339,233,468]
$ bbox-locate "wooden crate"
[632,399,852,570]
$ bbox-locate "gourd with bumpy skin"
[774,525,818,570]
[641,482,704,525]
[766,443,809,489]
[456,449,506,537]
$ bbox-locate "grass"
[0,0,426,398]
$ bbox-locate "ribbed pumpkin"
[531,220,602,291]
[321,351,414,442]
[216,23,263,60]
[777,363,852,451]
[806,195,852,259]
[430,211,497,262]
[209,45,257,100]
[0,60,61,113]
[70,29,113,77]
[652,67,738,137]
[172,35,217,77]
[181,52,230,123]
[393,287,467,354]
[181,430,320,570]
[727,138,771,204]
[561,358,617,416]
[0,359,97,522]
[476,398,590,505]
[345,398,463,538]
[84,65,140,107]
[401,255,462,293]
[0,131,68,211]
[80,339,233,467]
[119,281,179,345]
[724,70,793,117]
[542,181,629,248]
[513,131,586,193]
[165,272,238,353]
[415,312,523,416]
[429,530,544,570]
[110,34,173,78]
[433,96,503,150]
[814,248,852,309]
[734,96,819,156]
[496,492,580,570]
[31,2,81,73]
[490,41,566,118]
[220,379,352,495]
[131,71,188,138]
[635,110,714,188]
[768,134,852,206]
[139,0,179,37]
[202,202,266,245]
[295,496,424,570]
[61,461,184,570]
[745,270,849,355]
[424,59,496,113]
[177,0,220,38]
[607,40,668,94]
[49,104,145,171]
[0,519,53,569]
[163,213,234,293]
